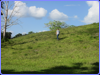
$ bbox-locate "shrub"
[13,33,22,38]
[1,38,9,43]
[1,32,12,39]
[28,31,34,34]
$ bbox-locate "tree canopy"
[44,20,69,30]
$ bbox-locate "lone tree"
[44,20,69,31]
[1,1,22,39]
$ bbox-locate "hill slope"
[1,23,99,74]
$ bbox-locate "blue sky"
[2,1,99,37]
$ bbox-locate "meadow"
[1,23,99,74]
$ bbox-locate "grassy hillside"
[1,23,99,74]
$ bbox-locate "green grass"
[1,23,99,74]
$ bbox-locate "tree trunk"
[3,19,7,39]
[3,1,8,39]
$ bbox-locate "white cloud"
[38,31,42,33]
[38,30,47,33]
[65,5,74,6]
[9,31,13,34]
[22,32,26,35]
[49,9,68,22]
[74,15,78,18]
[8,1,29,17]
[42,30,47,32]
[82,1,99,24]
[29,6,47,19]
[65,4,80,6]
[8,1,47,19]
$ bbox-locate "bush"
[1,38,9,43]
[13,33,22,38]
[1,32,12,39]
[28,31,34,34]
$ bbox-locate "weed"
[27,46,33,49]
[24,54,28,56]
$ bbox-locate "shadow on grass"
[1,62,99,74]
[59,37,67,40]
[54,36,67,41]
[12,40,35,46]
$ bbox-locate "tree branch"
[8,3,14,9]
[1,1,23,32]
[8,1,20,21]
[8,10,20,23]
[1,10,5,19]
[4,1,7,7]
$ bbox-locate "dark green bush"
[1,32,12,39]
[28,31,34,34]
[1,38,9,43]
[13,33,22,38]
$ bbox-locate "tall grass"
[1,23,99,74]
